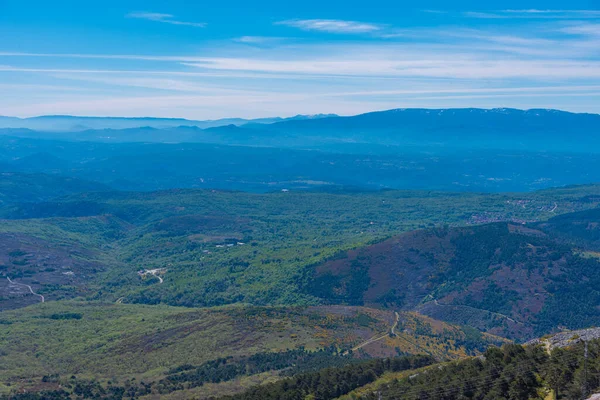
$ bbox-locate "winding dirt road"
[6,276,44,303]
[351,311,400,352]
[433,299,523,325]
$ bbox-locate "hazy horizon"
[2,106,600,121]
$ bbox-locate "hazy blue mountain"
[0,113,338,132]
[0,172,109,204]
[2,135,600,193]
[249,108,600,152]
[1,108,599,193]
[10,152,72,171]
[2,108,598,153]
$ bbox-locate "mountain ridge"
[2,108,599,153]
[0,113,339,132]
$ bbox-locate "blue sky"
[1,0,599,118]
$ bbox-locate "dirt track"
[6,276,44,303]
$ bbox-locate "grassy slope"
[0,303,504,394]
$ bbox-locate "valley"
[0,109,599,399]
[1,184,599,312]
[4,0,600,394]
[0,177,600,398]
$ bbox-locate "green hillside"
[2,185,599,311]
[311,220,600,340]
[0,172,109,205]
[1,184,600,398]
[0,302,504,398]
[221,339,599,400]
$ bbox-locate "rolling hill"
[0,183,599,318]
[0,183,598,398]
[2,135,600,193]
[0,302,505,398]
[0,172,109,205]
[0,175,600,398]
[310,219,600,340]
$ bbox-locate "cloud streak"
[3,44,600,81]
[183,57,600,79]
[232,36,289,46]
[560,23,600,37]
[3,12,600,117]
[127,12,206,27]
[276,19,382,33]
[4,89,600,120]
[464,9,600,19]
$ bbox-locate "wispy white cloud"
[330,85,600,97]
[464,9,600,19]
[4,88,600,119]
[3,44,600,81]
[183,57,600,79]
[127,12,206,27]
[502,9,600,15]
[462,12,509,19]
[560,23,600,37]
[232,36,289,46]
[3,14,600,117]
[47,69,600,97]
[0,83,89,92]
[421,10,448,14]
[0,52,203,62]
[235,36,270,44]
[276,19,382,33]
[49,74,261,95]
[405,91,600,100]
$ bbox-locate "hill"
[0,172,109,205]
[310,219,600,340]
[535,208,600,251]
[3,135,600,193]
[2,184,599,312]
[221,328,600,400]
[5,326,593,399]
[0,302,504,398]
[1,184,600,398]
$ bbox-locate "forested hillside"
[3,134,600,193]
[536,208,600,250]
[2,184,599,312]
[1,177,600,398]
[311,220,600,340]
[215,333,600,400]
[353,339,600,400]
[0,173,108,205]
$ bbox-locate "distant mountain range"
[1,108,599,153]
[0,113,338,132]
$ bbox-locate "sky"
[1,0,600,119]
